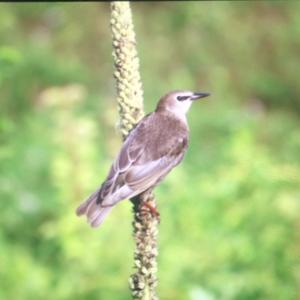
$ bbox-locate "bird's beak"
[191,92,210,101]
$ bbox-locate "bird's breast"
[140,112,189,161]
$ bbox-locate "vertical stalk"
[110,2,159,299]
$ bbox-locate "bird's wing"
[99,132,188,206]
[97,113,188,206]
[96,115,150,205]
[125,142,186,191]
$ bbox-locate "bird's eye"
[177,96,189,101]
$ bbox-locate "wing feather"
[101,147,185,206]
[98,113,188,206]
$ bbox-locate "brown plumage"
[76,90,210,228]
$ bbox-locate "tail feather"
[90,206,113,228]
[76,190,113,228]
[76,189,99,216]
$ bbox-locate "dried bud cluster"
[129,192,159,300]
[110,1,144,139]
[110,2,159,299]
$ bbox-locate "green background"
[0,2,299,300]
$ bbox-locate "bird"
[76,90,210,228]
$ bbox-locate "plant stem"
[110,2,159,299]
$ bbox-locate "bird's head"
[156,90,210,116]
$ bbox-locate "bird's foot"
[141,201,160,222]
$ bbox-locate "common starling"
[76,90,210,228]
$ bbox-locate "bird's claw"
[140,201,160,223]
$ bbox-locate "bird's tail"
[76,190,113,228]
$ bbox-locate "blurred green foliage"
[0,2,300,300]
